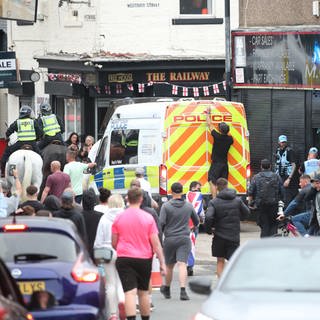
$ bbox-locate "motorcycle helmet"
[40,103,52,115]
[19,105,32,118]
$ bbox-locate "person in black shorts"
[206,107,233,198]
[205,178,249,277]
[112,188,166,320]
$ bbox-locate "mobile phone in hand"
[9,164,16,176]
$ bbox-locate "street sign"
[0,51,17,88]
[0,0,38,22]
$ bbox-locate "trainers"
[180,290,190,301]
[150,302,155,311]
[136,304,140,313]
[160,285,171,299]
[187,266,194,276]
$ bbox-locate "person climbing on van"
[206,106,233,198]
[1,105,42,177]
[37,102,65,150]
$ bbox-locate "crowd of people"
[3,102,320,319]
[248,135,320,238]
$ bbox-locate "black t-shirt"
[211,130,233,163]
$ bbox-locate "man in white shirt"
[0,169,22,217]
[135,167,158,210]
[63,149,96,204]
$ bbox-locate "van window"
[95,136,108,171]
[110,129,139,165]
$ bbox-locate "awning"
[45,81,85,97]
[8,81,34,96]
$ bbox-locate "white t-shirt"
[63,161,88,196]
[137,178,152,198]
[94,204,109,215]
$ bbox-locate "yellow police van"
[89,99,250,203]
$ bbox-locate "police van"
[89,99,250,203]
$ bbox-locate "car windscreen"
[0,232,78,263]
[221,244,320,292]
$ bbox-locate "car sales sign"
[0,51,17,88]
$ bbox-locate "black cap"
[311,174,320,182]
[171,182,183,194]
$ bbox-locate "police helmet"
[19,105,32,118]
[40,103,52,115]
[218,122,230,134]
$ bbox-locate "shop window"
[109,129,139,165]
[180,0,212,15]
[64,98,81,140]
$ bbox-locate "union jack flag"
[127,84,134,91]
[116,84,122,94]
[193,87,199,97]
[104,85,111,95]
[138,83,145,93]
[203,86,210,96]
[182,87,188,96]
[213,84,219,94]
[172,85,178,95]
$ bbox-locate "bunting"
[116,83,122,94]
[90,80,228,97]
[105,85,111,95]
[138,83,145,93]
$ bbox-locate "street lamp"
[225,0,231,101]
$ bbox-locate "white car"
[190,238,320,320]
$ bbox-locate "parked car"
[0,217,106,320]
[0,256,33,320]
[190,238,320,320]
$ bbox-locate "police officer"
[275,134,299,206]
[37,103,65,150]
[1,105,42,176]
[299,147,320,176]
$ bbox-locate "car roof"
[242,237,320,248]
[0,216,79,240]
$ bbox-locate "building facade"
[0,0,239,142]
[234,0,320,173]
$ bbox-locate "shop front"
[231,29,320,173]
[36,56,226,142]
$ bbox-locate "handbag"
[93,247,113,263]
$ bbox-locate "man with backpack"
[248,159,284,237]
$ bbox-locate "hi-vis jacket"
[41,114,61,136]
[6,118,42,142]
[89,99,251,202]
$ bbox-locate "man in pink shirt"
[112,188,166,320]
[41,160,71,203]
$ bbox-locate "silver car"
[190,238,320,320]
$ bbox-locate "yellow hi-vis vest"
[17,118,36,141]
[41,114,61,136]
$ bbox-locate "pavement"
[195,221,260,265]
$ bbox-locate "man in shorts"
[206,107,233,197]
[205,178,249,277]
[112,188,166,320]
[159,182,199,301]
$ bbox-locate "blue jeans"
[291,211,311,236]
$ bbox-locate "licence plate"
[18,281,46,295]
